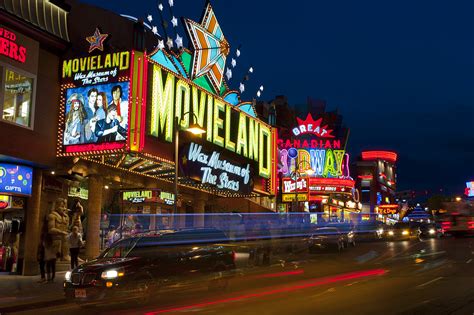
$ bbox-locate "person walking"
[67,226,83,270]
[44,235,57,283]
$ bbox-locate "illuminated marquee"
[278,112,349,179]
[149,64,272,178]
[0,27,27,64]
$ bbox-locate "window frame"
[0,61,37,130]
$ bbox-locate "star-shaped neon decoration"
[184,2,230,93]
[86,28,108,53]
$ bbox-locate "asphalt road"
[13,236,474,315]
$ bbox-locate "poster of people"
[62,82,129,147]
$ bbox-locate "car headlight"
[101,270,121,279]
[388,231,394,236]
[65,271,72,281]
[402,230,409,235]
[377,229,384,234]
[429,229,436,234]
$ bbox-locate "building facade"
[355,150,398,222]
[0,0,69,275]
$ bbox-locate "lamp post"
[173,113,205,227]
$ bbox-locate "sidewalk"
[0,272,67,313]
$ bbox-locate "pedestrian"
[36,242,46,283]
[67,226,83,270]
[44,235,57,283]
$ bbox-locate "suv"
[64,228,235,305]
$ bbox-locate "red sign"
[0,28,27,63]
[292,113,335,138]
[361,151,397,163]
[282,177,309,193]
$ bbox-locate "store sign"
[282,177,308,193]
[282,193,308,202]
[465,181,474,197]
[180,142,253,194]
[308,178,354,194]
[159,191,175,205]
[60,51,132,154]
[148,65,272,178]
[0,164,33,196]
[0,27,27,63]
[68,186,89,200]
[378,204,399,215]
[123,190,153,203]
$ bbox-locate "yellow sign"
[123,190,153,201]
[282,193,308,202]
[148,64,272,178]
[62,51,130,79]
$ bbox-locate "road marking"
[345,281,359,286]
[311,287,336,298]
[417,277,443,288]
[467,259,472,264]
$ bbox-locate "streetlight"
[455,196,462,202]
[173,113,206,226]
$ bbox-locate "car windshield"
[100,237,139,258]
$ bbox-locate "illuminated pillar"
[85,175,103,259]
[22,169,43,275]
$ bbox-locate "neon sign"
[180,143,253,193]
[361,151,397,163]
[149,65,272,178]
[292,113,334,138]
[0,27,27,64]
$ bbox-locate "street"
[12,236,474,315]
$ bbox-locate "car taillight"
[468,221,474,229]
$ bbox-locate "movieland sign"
[148,64,273,179]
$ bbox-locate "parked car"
[327,223,356,247]
[64,228,235,306]
[308,227,345,252]
[384,222,421,241]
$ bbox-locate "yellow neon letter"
[236,112,248,157]
[225,104,236,152]
[175,79,190,129]
[213,98,225,147]
[248,118,259,161]
[259,124,271,178]
[150,65,174,142]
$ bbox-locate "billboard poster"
[59,51,131,154]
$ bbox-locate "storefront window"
[1,67,34,128]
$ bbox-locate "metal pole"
[174,116,179,228]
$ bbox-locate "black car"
[64,228,235,306]
[308,227,345,252]
[384,222,421,241]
